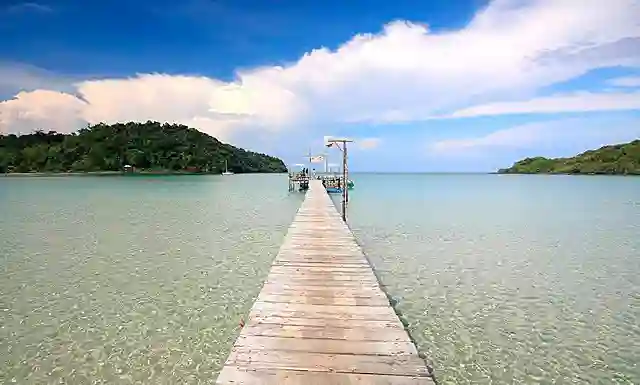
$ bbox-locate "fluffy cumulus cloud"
[1,0,640,141]
[76,74,258,141]
[429,117,640,155]
[0,90,86,135]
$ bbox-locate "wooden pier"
[216,180,433,384]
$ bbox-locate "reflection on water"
[344,174,640,384]
[0,174,302,384]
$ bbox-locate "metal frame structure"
[325,137,353,222]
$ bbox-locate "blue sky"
[1,0,639,171]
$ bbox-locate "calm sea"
[1,173,638,384]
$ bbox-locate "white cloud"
[0,90,86,135]
[1,0,640,139]
[608,76,640,87]
[356,138,381,150]
[429,118,640,154]
[76,74,223,124]
[448,91,640,118]
[0,74,284,141]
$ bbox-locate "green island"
[498,139,640,175]
[0,121,287,174]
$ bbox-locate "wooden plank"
[252,303,397,316]
[277,250,364,255]
[260,287,389,301]
[242,323,411,342]
[258,293,389,306]
[248,316,403,329]
[279,252,365,258]
[277,250,364,256]
[216,180,430,384]
[281,238,359,244]
[265,275,380,283]
[262,278,382,288]
[288,231,354,234]
[249,309,399,322]
[279,247,363,252]
[288,230,353,233]
[268,269,375,276]
[277,250,365,255]
[282,243,361,249]
[217,367,435,385]
[268,268,375,276]
[272,262,371,269]
[227,350,429,377]
[266,274,378,282]
[267,273,378,281]
[260,286,388,298]
[268,271,377,283]
[274,261,369,267]
[270,265,373,272]
[264,274,379,283]
[233,336,417,355]
[275,257,366,262]
[283,236,358,240]
[277,249,364,255]
[278,252,364,257]
[261,280,378,288]
[288,232,355,236]
[260,285,383,295]
[284,234,358,238]
[249,302,398,322]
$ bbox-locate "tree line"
[499,140,640,175]
[0,122,287,174]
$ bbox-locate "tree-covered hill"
[0,122,287,174]
[498,139,640,175]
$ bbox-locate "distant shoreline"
[494,171,639,176]
[498,140,639,175]
[1,122,288,174]
[3,171,636,177]
[1,171,240,177]
[2,171,120,177]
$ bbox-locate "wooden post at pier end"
[326,137,353,222]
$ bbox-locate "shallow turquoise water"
[343,174,640,384]
[0,174,302,384]
[1,173,639,384]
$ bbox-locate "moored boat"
[222,160,234,175]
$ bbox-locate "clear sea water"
[1,173,638,384]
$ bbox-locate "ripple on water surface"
[343,174,640,385]
[2,174,639,384]
[0,174,302,384]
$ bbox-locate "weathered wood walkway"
[216,180,433,384]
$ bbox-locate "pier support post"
[341,143,348,222]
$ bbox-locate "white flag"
[310,155,324,163]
